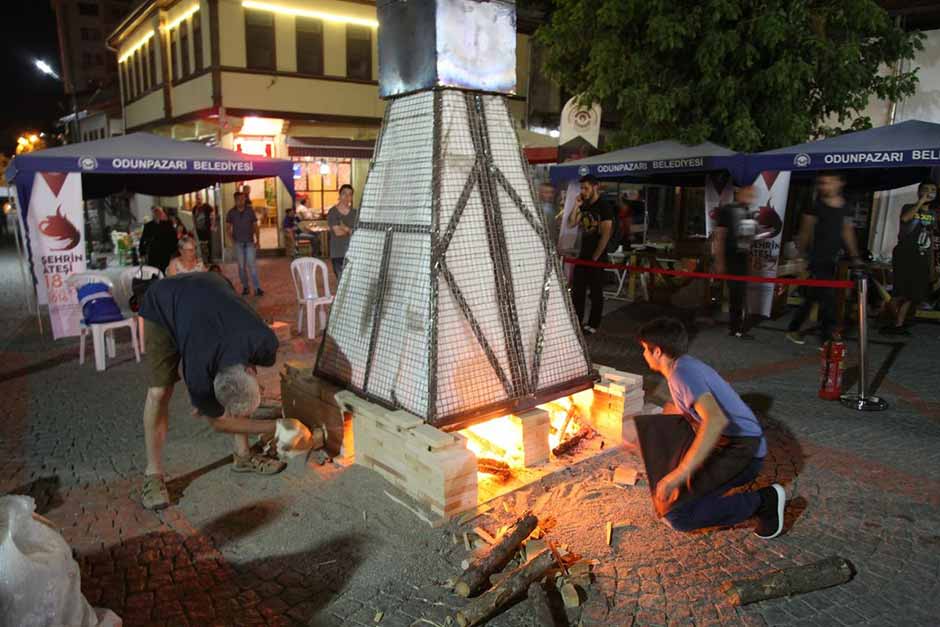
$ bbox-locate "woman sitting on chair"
[167,237,206,276]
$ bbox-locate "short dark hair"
[636,317,688,358]
[817,171,845,182]
[339,184,354,194]
[918,181,937,193]
[579,174,599,186]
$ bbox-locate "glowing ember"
[458,390,596,472]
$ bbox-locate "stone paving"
[1,247,939,626]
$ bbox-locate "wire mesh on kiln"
[315,89,596,429]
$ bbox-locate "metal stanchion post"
[840,269,888,411]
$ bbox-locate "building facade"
[108,0,538,253]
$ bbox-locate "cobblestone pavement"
[1,247,939,626]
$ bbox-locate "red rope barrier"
[561,256,854,289]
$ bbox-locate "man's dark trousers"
[727,255,749,333]
[788,261,838,341]
[572,264,605,328]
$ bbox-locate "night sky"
[0,3,66,155]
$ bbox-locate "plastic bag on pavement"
[0,495,122,627]
[275,418,319,458]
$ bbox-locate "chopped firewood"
[522,538,546,561]
[477,457,513,481]
[455,548,557,627]
[560,582,580,608]
[455,513,539,598]
[546,540,568,576]
[721,556,855,606]
[605,521,613,546]
[498,524,508,538]
[474,526,497,545]
[527,582,558,627]
[488,571,511,587]
[552,426,595,457]
[612,466,638,486]
[463,532,472,551]
[373,610,384,623]
[555,404,578,443]
[457,503,493,526]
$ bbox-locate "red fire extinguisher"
[819,340,845,400]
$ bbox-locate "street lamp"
[34,58,79,143]
[35,59,59,80]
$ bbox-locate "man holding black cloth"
[633,317,786,537]
[567,175,615,335]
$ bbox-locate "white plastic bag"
[0,495,121,627]
[275,418,318,458]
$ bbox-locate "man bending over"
[139,272,285,510]
[635,317,786,538]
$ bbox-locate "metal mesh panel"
[367,231,431,416]
[316,88,595,427]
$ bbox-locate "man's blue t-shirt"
[666,355,767,457]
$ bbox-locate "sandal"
[232,452,286,475]
[141,474,170,510]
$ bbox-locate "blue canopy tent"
[549,139,740,186]
[736,120,940,190]
[5,132,296,214]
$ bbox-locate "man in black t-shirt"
[138,272,285,509]
[714,185,758,339]
[567,175,615,334]
[786,173,860,345]
[885,181,937,335]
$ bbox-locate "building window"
[296,17,323,76]
[80,28,89,41]
[78,2,98,16]
[193,13,203,71]
[148,40,157,86]
[95,53,103,66]
[134,49,143,95]
[83,52,93,66]
[180,20,191,77]
[245,9,275,70]
[346,26,372,80]
[169,27,179,80]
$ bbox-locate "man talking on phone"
[567,175,615,335]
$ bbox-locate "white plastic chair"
[119,266,163,354]
[67,272,140,371]
[290,257,334,339]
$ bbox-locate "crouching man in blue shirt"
[635,317,786,538]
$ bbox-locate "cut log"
[464,429,507,459]
[477,457,513,481]
[454,513,539,598]
[559,582,580,608]
[527,582,558,627]
[721,556,855,606]
[455,548,557,627]
[552,426,594,457]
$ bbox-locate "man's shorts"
[145,319,181,388]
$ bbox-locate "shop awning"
[737,120,940,190]
[287,137,376,159]
[5,132,296,212]
[550,139,739,186]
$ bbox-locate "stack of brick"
[583,365,645,445]
[335,391,479,522]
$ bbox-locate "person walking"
[327,184,357,280]
[191,192,214,261]
[785,172,860,345]
[138,272,285,510]
[635,317,786,538]
[567,175,614,335]
[714,185,758,339]
[883,181,937,335]
[138,206,177,273]
[227,192,264,297]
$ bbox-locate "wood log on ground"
[720,556,855,606]
[455,548,557,627]
[477,457,513,481]
[455,513,539,598]
[552,426,595,457]
[527,581,558,627]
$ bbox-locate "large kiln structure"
[315,0,596,429]
[299,0,642,521]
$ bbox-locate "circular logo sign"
[578,165,590,176]
[78,157,98,171]
[793,153,811,168]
